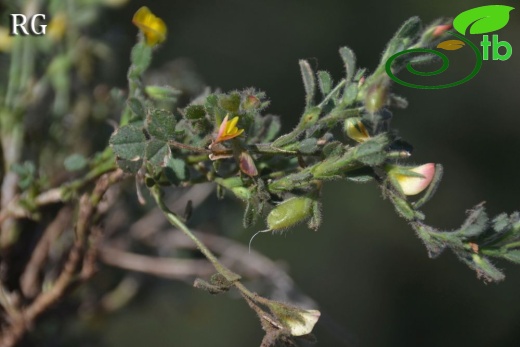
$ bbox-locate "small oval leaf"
[436,39,465,51]
[453,5,514,35]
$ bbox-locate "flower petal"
[394,163,436,195]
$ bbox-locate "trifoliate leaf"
[146,109,176,141]
[145,138,171,167]
[109,125,146,161]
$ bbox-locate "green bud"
[364,79,389,113]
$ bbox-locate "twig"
[20,207,73,298]
[0,169,124,347]
[98,246,215,280]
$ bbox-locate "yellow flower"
[0,27,13,52]
[132,6,167,46]
[47,13,67,42]
[344,117,370,142]
[214,114,244,143]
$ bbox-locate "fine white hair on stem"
[249,229,270,253]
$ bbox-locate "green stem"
[318,79,346,108]
[149,185,241,282]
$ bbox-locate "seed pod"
[249,196,315,252]
[267,196,313,231]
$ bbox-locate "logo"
[386,5,514,89]
[9,13,47,36]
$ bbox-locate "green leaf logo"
[453,5,514,35]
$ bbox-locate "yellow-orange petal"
[215,115,244,143]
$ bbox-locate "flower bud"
[344,117,370,142]
[242,95,260,110]
[386,163,436,196]
[364,79,389,113]
[433,24,453,37]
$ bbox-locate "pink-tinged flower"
[214,114,244,143]
[388,163,436,196]
[433,24,453,37]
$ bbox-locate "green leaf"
[11,162,36,190]
[492,213,510,233]
[109,125,146,161]
[342,84,358,105]
[500,250,520,265]
[381,17,422,62]
[317,70,333,96]
[298,138,318,154]
[263,115,281,142]
[184,105,206,120]
[64,154,88,172]
[308,200,322,231]
[389,191,415,221]
[272,108,321,148]
[454,204,489,238]
[145,139,171,167]
[299,60,316,107]
[145,85,181,101]
[243,199,260,228]
[464,254,505,282]
[322,141,344,157]
[127,97,145,119]
[453,5,514,35]
[130,42,152,76]
[339,46,356,81]
[116,158,143,174]
[146,109,176,141]
[164,157,188,184]
[353,135,389,166]
[219,92,241,113]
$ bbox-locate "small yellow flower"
[132,6,167,46]
[214,114,244,143]
[0,27,13,52]
[47,13,67,42]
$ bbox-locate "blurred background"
[6,0,520,346]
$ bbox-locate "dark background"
[60,0,520,346]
